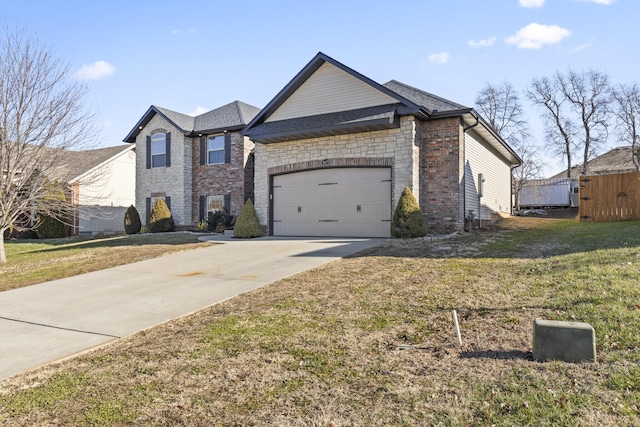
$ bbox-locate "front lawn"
[1,233,210,291]
[0,217,639,426]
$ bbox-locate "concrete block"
[533,319,596,363]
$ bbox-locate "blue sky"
[0,0,630,176]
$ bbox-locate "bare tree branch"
[0,27,95,262]
[611,83,640,171]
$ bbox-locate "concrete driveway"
[0,236,383,381]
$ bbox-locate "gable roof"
[242,52,428,137]
[60,144,135,183]
[550,146,639,179]
[242,52,520,165]
[124,100,260,143]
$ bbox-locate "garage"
[272,167,391,237]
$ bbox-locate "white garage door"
[272,167,391,237]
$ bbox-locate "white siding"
[266,62,398,122]
[464,131,512,221]
[75,148,136,234]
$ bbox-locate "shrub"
[36,213,68,239]
[233,199,262,238]
[390,187,427,238]
[148,199,175,233]
[207,208,234,233]
[35,182,68,239]
[124,205,142,234]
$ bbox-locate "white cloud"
[570,41,593,53]
[469,36,496,48]
[505,23,571,49]
[519,0,545,8]
[573,0,615,4]
[189,106,209,117]
[74,60,115,80]
[427,52,450,65]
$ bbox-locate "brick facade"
[191,131,255,224]
[135,115,254,229]
[417,117,465,234]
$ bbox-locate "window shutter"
[224,133,231,164]
[165,196,171,211]
[199,195,205,222]
[145,198,151,225]
[200,136,206,165]
[165,132,171,167]
[146,136,151,169]
[224,193,231,214]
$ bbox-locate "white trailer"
[519,178,575,208]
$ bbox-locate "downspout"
[463,112,480,229]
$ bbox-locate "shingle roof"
[154,106,195,133]
[57,145,133,183]
[245,104,401,143]
[194,101,261,133]
[383,80,468,112]
[124,101,261,143]
[550,146,640,178]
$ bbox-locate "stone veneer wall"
[417,116,465,234]
[135,114,192,227]
[253,116,418,233]
[191,132,255,224]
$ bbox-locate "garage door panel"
[273,168,391,237]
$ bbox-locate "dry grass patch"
[1,218,639,425]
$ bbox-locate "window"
[151,133,166,167]
[207,135,224,164]
[207,195,224,217]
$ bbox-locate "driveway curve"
[0,236,382,381]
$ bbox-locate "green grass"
[1,233,209,291]
[1,217,640,425]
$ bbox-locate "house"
[550,146,640,179]
[124,101,261,229]
[60,144,136,236]
[242,52,521,237]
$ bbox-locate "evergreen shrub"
[233,199,262,238]
[390,187,427,238]
[148,199,175,233]
[124,205,142,234]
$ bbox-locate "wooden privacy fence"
[579,171,640,222]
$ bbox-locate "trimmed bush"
[233,199,262,238]
[124,205,142,234]
[36,213,68,239]
[390,187,427,238]
[36,183,68,239]
[148,198,175,233]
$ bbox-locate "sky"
[0,0,632,176]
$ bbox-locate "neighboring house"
[242,52,521,237]
[550,146,640,179]
[124,101,260,229]
[60,144,136,235]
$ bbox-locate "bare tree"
[475,81,544,209]
[0,28,94,262]
[611,83,640,170]
[527,75,577,178]
[557,70,611,174]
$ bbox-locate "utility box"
[532,319,596,363]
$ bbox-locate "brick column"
[417,117,465,234]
